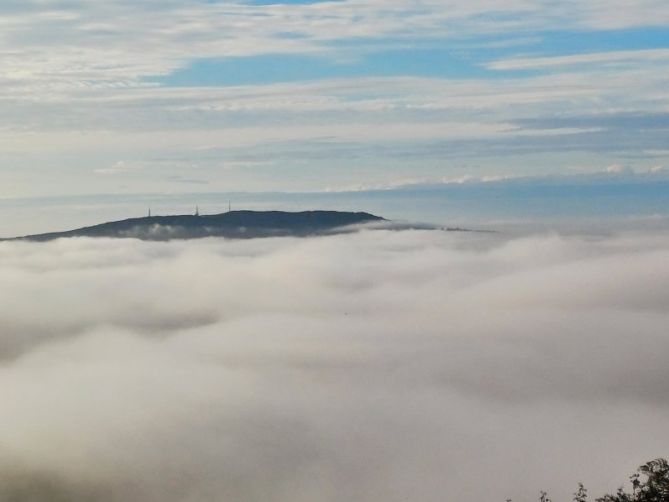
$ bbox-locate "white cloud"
[94,160,138,175]
[324,173,516,192]
[0,229,668,501]
[2,1,669,195]
[575,0,669,29]
[604,163,633,174]
[0,0,667,92]
[487,48,669,71]
[0,0,537,90]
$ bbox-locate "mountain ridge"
[6,210,385,242]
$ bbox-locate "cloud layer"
[2,0,668,89]
[1,1,669,196]
[1,229,668,501]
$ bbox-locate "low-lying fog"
[0,228,667,501]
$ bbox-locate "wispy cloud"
[1,0,667,90]
[487,48,669,70]
[1,1,668,196]
[94,160,139,175]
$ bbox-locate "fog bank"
[0,229,668,501]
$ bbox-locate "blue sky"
[0,0,668,226]
[162,27,669,86]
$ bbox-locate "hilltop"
[8,210,385,242]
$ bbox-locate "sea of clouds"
[0,228,668,502]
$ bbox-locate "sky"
[1,0,669,215]
[1,229,668,501]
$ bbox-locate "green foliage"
[597,459,669,502]
[540,490,553,502]
[574,483,588,502]
[505,459,668,502]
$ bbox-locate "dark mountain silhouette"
[8,210,385,242]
